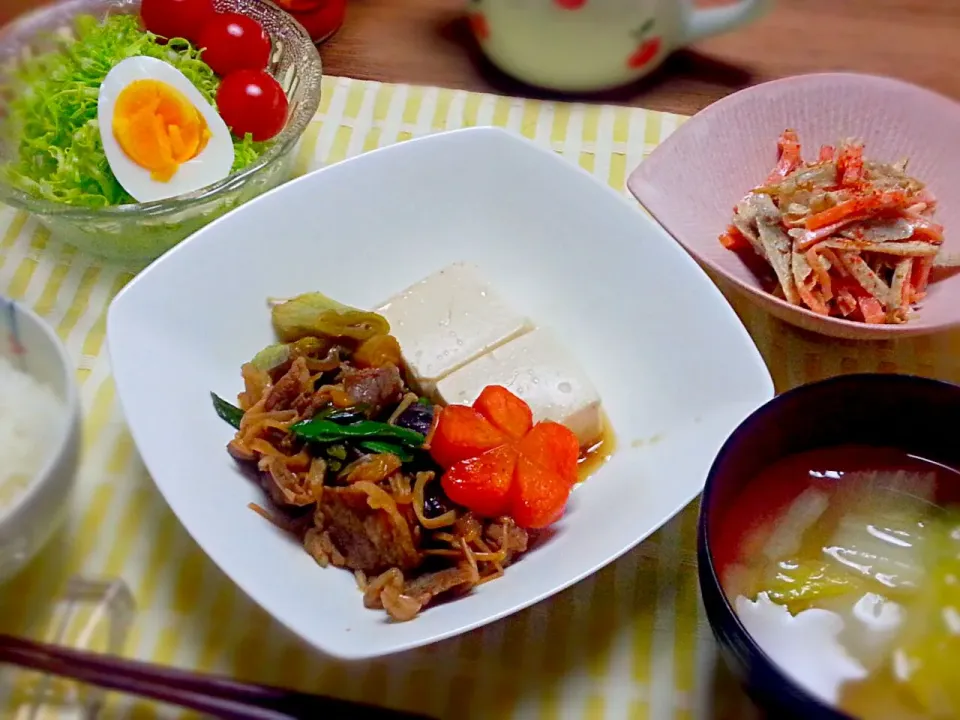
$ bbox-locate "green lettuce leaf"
[1,14,267,208]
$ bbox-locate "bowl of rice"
[0,296,81,584]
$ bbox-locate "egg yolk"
[112,80,211,183]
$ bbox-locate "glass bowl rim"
[0,0,322,220]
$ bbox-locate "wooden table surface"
[4,0,960,115]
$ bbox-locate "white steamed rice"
[0,355,63,511]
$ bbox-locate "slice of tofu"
[377,262,531,394]
[434,327,603,447]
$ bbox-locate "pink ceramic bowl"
[628,73,960,340]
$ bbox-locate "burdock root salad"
[1,0,292,208]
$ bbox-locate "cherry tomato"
[216,69,288,142]
[198,13,272,76]
[274,0,346,43]
[141,0,216,43]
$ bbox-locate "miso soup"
[715,445,960,719]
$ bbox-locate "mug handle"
[681,0,774,43]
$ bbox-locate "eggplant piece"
[395,402,435,437]
[422,480,455,520]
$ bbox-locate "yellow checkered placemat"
[2,74,959,720]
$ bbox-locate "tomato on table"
[216,69,289,142]
[198,13,272,76]
[140,0,216,44]
[274,0,347,43]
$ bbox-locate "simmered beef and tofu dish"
[212,262,611,621]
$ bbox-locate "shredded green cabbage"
[1,14,267,208]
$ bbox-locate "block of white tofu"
[376,262,532,394]
[434,327,603,447]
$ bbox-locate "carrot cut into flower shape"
[441,444,518,518]
[430,405,507,469]
[510,454,572,529]
[472,385,533,440]
[517,421,580,485]
[433,386,579,529]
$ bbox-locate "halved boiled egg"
[98,56,234,204]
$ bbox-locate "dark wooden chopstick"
[0,634,435,719]
[2,643,290,720]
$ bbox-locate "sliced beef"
[316,484,421,573]
[227,439,256,462]
[486,518,530,566]
[291,387,333,419]
[402,565,478,607]
[341,365,403,417]
[304,527,344,567]
[264,356,310,411]
[258,455,324,508]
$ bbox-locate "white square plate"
[108,127,773,660]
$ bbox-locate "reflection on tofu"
[435,327,603,448]
[377,262,531,395]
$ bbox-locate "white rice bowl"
[0,299,80,583]
[0,355,64,512]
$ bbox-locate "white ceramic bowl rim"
[0,298,81,524]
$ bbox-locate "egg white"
[98,56,235,204]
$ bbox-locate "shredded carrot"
[719,225,752,251]
[795,217,870,251]
[858,296,885,324]
[795,271,830,316]
[910,219,945,245]
[836,287,858,316]
[819,247,847,276]
[911,256,933,301]
[248,502,287,530]
[806,245,834,299]
[836,142,864,186]
[765,129,802,183]
[804,191,908,231]
[721,134,944,325]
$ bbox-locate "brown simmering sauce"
[577,413,616,482]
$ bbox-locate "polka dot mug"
[466,0,773,92]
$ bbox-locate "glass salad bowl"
[0,0,322,264]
